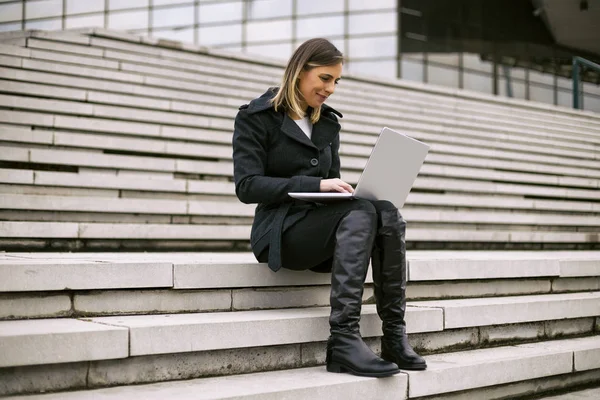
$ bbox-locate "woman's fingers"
[320,179,354,193]
[334,179,354,193]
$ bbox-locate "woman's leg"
[266,199,400,377]
[371,200,426,370]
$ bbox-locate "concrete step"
[2,64,599,160]
[3,194,600,226]
[4,167,600,203]
[10,30,600,135]
[3,143,599,191]
[3,336,600,399]
[0,305,442,367]
[2,40,596,150]
[3,251,598,289]
[536,386,600,399]
[2,116,598,179]
[5,28,598,129]
[2,366,409,400]
[1,221,599,243]
[0,318,128,367]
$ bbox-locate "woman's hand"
[320,178,354,193]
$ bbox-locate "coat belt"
[267,202,292,272]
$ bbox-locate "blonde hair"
[271,38,343,124]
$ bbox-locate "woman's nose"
[325,81,335,94]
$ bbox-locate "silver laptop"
[288,127,430,208]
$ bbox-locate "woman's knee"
[349,198,377,214]
[371,199,397,214]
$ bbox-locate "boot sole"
[326,362,401,377]
[382,353,428,371]
[395,362,427,371]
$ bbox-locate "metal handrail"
[572,56,600,109]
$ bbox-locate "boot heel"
[326,362,344,373]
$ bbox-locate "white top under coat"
[293,116,313,139]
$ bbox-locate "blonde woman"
[232,38,426,377]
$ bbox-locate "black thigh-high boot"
[372,204,427,370]
[326,209,400,377]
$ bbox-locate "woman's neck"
[288,110,306,121]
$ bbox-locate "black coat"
[232,88,343,272]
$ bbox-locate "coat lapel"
[311,115,340,150]
[280,114,316,148]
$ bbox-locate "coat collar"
[243,88,342,150]
[244,87,343,119]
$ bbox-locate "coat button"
[310,158,319,166]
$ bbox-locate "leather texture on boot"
[327,331,400,377]
[328,209,400,377]
[381,331,427,370]
[372,207,427,370]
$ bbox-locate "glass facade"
[0,0,598,112]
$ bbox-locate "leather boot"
[326,210,400,378]
[372,207,427,370]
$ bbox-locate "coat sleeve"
[232,109,322,205]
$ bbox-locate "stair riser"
[4,279,600,320]
[2,324,598,396]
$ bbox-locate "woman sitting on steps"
[232,37,426,377]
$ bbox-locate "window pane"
[427,64,459,88]
[463,71,492,94]
[348,12,396,34]
[153,0,193,5]
[25,18,62,30]
[349,0,396,11]
[247,0,291,19]
[152,27,194,43]
[583,82,600,96]
[199,23,241,46]
[499,78,526,99]
[297,0,344,15]
[428,53,459,67]
[245,42,292,61]
[296,15,344,40]
[557,76,572,90]
[401,59,423,82]
[199,1,242,24]
[108,9,149,30]
[462,53,492,73]
[65,13,104,29]
[26,0,62,19]
[557,89,572,108]
[501,66,526,80]
[348,59,396,78]
[583,94,600,113]
[0,21,21,32]
[247,19,292,42]
[152,5,194,29]
[0,2,22,23]
[66,0,104,15]
[529,84,553,104]
[108,0,148,11]
[529,70,554,85]
[348,35,396,58]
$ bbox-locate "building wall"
[0,0,598,112]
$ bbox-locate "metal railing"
[572,56,600,109]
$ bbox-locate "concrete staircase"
[1,29,600,399]
[0,29,599,251]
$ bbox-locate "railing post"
[572,57,580,109]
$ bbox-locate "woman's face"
[297,63,342,110]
